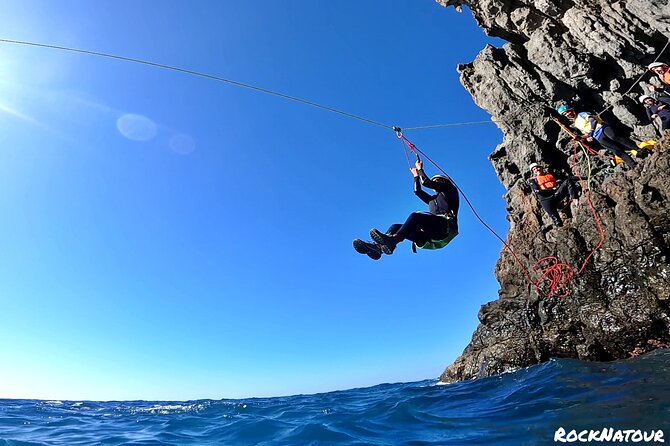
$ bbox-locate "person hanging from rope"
[556,105,637,168]
[528,163,579,228]
[639,94,670,130]
[352,159,459,259]
[648,62,670,87]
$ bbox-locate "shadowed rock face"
[435,0,670,382]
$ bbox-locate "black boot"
[370,229,397,254]
[353,239,382,260]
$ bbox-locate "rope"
[597,36,670,117]
[402,120,495,131]
[398,132,415,169]
[394,121,609,298]
[395,132,540,293]
[0,38,394,131]
[581,137,594,191]
[532,257,574,298]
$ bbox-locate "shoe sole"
[370,229,395,255]
[353,239,381,260]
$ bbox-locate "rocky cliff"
[435,0,670,382]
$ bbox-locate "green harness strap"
[417,230,458,250]
[416,216,458,250]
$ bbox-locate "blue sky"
[0,1,507,401]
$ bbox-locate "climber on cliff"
[645,82,670,101]
[648,62,670,87]
[557,105,637,168]
[528,163,578,228]
[352,159,459,260]
[640,94,670,130]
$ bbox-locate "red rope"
[398,134,415,169]
[533,257,574,298]
[570,140,606,274]
[396,133,541,294]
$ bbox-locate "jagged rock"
[435,0,670,383]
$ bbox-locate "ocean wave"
[1,350,669,445]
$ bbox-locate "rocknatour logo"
[554,427,665,443]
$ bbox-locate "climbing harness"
[573,112,604,138]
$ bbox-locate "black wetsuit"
[529,175,577,225]
[583,115,637,167]
[645,97,670,130]
[650,85,670,102]
[387,171,459,246]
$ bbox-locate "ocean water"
[1,350,669,445]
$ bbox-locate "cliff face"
[436,0,670,382]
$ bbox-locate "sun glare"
[116,113,158,141]
[0,102,41,126]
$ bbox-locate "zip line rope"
[0,38,498,134]
[1,36,539,293]
[402,120,495,131]
[0,38,395,131]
